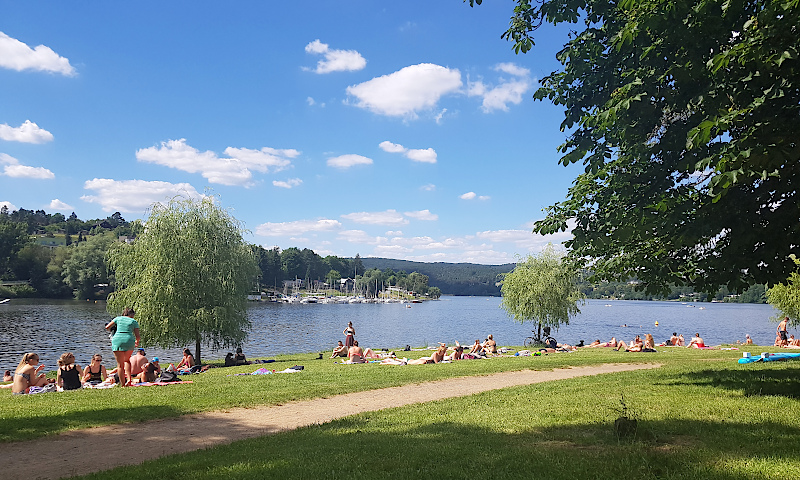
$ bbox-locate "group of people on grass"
[774,317,800,348]
[4,347,164,394]
[6,307,202,394]
[330,322,499,365]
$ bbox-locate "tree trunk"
[537,323,542,342]
[195,337,201,365]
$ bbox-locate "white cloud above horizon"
[0,31,76,76]
[346,63,462,118]
[327,154,373,169]
[80,178,202,213]
[404,209,438,221]
[0,153,55,179]
[136,139,298,186]
[379,141,437,164]
[304,39,366,74]
[48,199,74,211]
[273,178,303,189]
[256,218,342,237]
[0,200,18,211]
[0,120,54,143]
[467,62,532,113]
[341,209,408,226]
[459,191,490,200]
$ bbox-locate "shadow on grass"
[79,415,800,480]
[661,364,800,398]
[0,404,183,443]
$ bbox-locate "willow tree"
[766,256,800,326]
[500,244,584,342]
[107,196,258,363]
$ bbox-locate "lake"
[0,297,788,370]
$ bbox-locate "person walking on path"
[777,317,789,347]
[343,321,355,347]
[105,307,140,387]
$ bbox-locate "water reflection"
[0,297,787,370]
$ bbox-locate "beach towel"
[738,352,800,364]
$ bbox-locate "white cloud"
[404,209,438,221]
[0,32,76,76]
[0,201,17,211]
[372,244,414,256]
[306,97,315,106]
[346,63,462,118]
[48,199,73,211]
[379,141,437,164]
[0,153,54,179]
[255,218,342,237]
[495,62,530,77]
[3,164,54,179]
[459,191,489,201]
[341,210,408,226]
[136,139,297,186]
[81,178,202,213]
[337,229,387,245]
[304,39,366,74]
[405,148,437,164]
[420,184,436,191]
[0,120,54,143]
[378,141,406,153]
[273,178,303,189]
[467,62,532,113]
[385,230,403,236]
[224,146,297,173]
[327,154,373,169]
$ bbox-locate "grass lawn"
[0,347,651,443]
[3,347,800,479]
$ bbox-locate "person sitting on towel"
[688,333,706,348]
[345,341,366,363]
[330,341,348,358]
[135,357,161,383]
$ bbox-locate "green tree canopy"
[61,231,116,299]
[107,197,258,363]
[500,245,584,339]
[473,0,800,294]
[0,221,30,278]
[766,256,800,326]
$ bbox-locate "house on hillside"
[340,278,354,293]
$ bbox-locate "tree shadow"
[81,416,800,479]
[658,364,800,398]
[0,404,184,443]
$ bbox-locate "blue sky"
[0,1,580,264]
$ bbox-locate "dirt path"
[7,363,659,479]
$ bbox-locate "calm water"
[0,297,788,370]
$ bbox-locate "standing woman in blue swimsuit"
[105,307,140,387]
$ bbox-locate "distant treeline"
[360,258,513,296]
[578,278,767,303]
[1,206,767,302]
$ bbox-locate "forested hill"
[360,257,514,296]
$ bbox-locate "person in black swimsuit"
[83,353,107,384]
[56,352,83,391]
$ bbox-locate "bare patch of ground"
[6,363,659,479]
